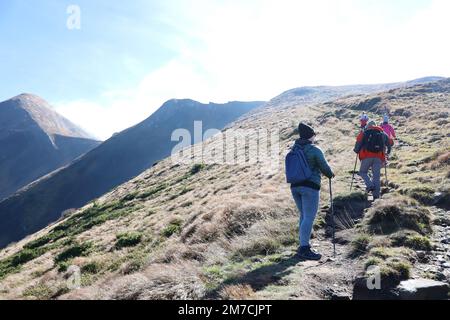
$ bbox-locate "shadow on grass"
[207,255,302,298]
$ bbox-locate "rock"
[416,251,429,263]
[442,263,450,269]
[352,277,397,300]
[397,279,449,300]
[433,192,443,204]
[434,272,447,282]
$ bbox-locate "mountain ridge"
[3,94,95,140]
[0,99,264,248]
[0,94,101,201]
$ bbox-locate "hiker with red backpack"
[286,123,335,260]
[354,121,391,200]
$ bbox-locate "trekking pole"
[350,154,358,192]
[329,178,336,257]
[385,162,389,187]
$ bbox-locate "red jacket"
[355,126,389,162]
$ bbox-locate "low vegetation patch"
[22,283,54,300]
[0,247,48,280]
[50,201,140,242]
[55,242,93,264]
[376,259,412,289]
[390,230,432,251]
[115,232,143,249]
[349,233,372,258]
[81,261,103,274]
[162,219,184,238]
[137,184,167,200]
[363,247,413,290]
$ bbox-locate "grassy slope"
[0,80,448,300]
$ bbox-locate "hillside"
[0,94,100,201]
[0,79,448,300]
[0,100,263,248]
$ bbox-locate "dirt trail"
[252,242,359,300]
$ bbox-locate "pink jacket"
[380,123,396,140]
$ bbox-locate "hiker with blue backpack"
[286,123,335,261]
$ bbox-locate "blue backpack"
[285,145,312,184]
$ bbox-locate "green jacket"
[292,139,334,190]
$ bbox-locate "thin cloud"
[55,0,450,139]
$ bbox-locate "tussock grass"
[103,263,206,300]
[390,230,432,251]
[349,233,372,258]
[401,186,436,206]
[363,195,432,235]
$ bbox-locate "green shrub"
[51,201,137,239]
[162,219,183,237]
[0,246,50,280]
[23,231,65,250]
[138,184,166,200]
[377,260,411,289]
[364,257,383,269]
[23,284,54,300]
[57,261,71,273]
[115,232,143,249]
[55,242,93,263]
[11,249,42,266]
[81,261,103,274]
[404,235,432,251]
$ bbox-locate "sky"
[0,0,449,140]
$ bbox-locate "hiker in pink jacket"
[380,114,396,143]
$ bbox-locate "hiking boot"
[297,246,322,261]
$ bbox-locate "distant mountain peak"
[2,93,95,140]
